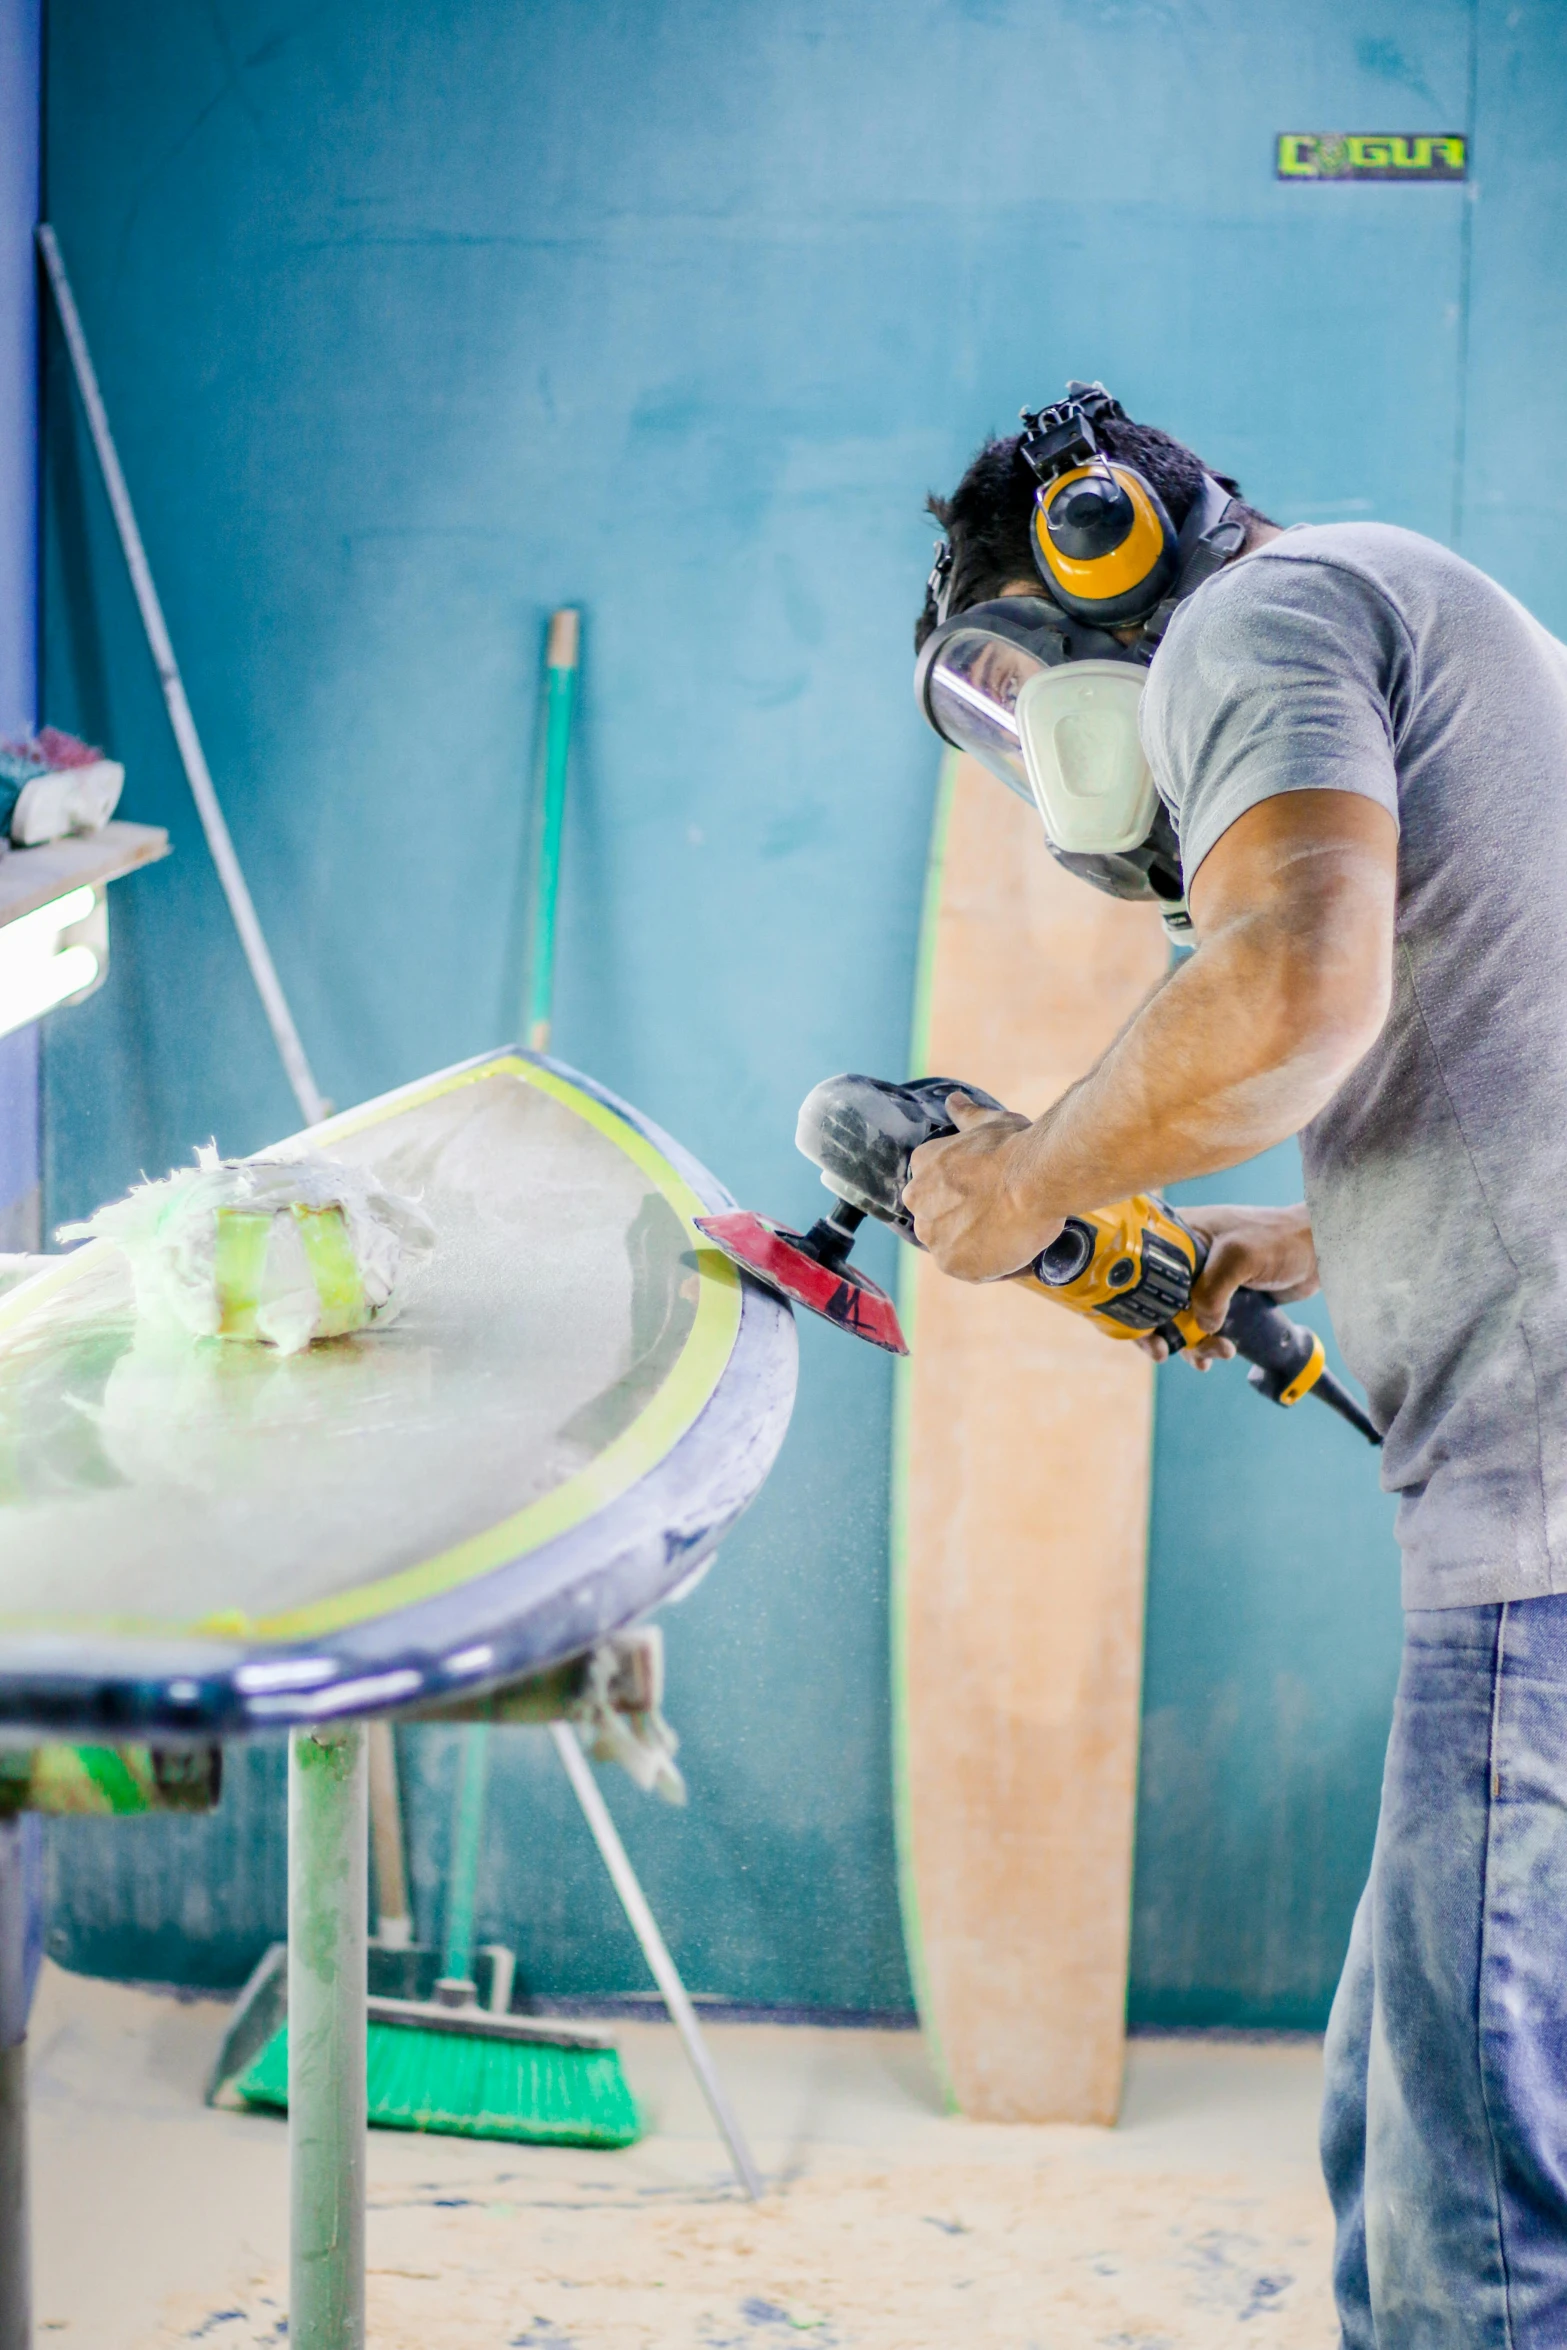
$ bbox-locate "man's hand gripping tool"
[698,1073,1380,1447]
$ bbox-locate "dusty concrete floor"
[27,1962,1334,2347]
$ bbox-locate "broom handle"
[442,1723,490,1987]
[422,612,580,2000]
[523,608,579,1053]
[549,1724,763,2200]
[35,225,328,1131]
[366,1724,412,1948]
[517,609,746,2186]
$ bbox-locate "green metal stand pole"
[523,607,580,1055]
[0,1821,32,2350]
[288,1725,367,2350]
[435,1722,489,2002]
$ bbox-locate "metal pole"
[34,225,328,1130]
[548,1723,762,2200]
[0,1821,33,2350]
[289,1725,367,2350]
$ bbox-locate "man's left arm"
[901,786,1398,1280]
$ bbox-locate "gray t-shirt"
[1143,522,1567,1610]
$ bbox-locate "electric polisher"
[698,1073,1380,1446]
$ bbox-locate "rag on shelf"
[0,728,125,849]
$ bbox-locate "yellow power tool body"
[1022,1192,1331,1411]
[697,1071,1379,1444]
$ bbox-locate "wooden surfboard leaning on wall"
[892,751,1169,2126]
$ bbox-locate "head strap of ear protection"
[923,537,955,632]
[1018,385,1180,626]
[1016,382,1126,483]
[1140,472,1251,642]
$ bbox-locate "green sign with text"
[1276,133,1467,182]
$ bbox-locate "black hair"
[915,409,1275,650]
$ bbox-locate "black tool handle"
[1217,1286,1381,1446]
[1219,1285,1318,1392]
[1171,1224,1379,1446]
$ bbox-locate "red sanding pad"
[695,1211,909,1356]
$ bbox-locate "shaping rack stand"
[0,1047,797,2348]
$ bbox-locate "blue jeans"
[1323,1597,1567,2346]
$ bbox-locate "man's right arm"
[904,788,1397,1280]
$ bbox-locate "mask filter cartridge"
[1015,661,1158,857]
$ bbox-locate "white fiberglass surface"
[0,1067,717,1637]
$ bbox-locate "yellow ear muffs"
[1031,462,1178,627]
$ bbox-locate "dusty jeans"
[1323,1597,1567,2347]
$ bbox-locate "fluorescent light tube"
[0,885,108,1041]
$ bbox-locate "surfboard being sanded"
[892,752,1169,2125]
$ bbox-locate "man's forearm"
[1005,917,1367,1225]
[903,792,1398,1282]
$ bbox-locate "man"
[903,386,1567,2348]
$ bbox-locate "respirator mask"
[913,383,1248,941]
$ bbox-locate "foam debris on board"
[58,1146,436,1356]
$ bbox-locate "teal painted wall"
[37,0,1563,2024]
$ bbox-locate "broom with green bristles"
[233,1722,640,2145]
[233,608,641,2147]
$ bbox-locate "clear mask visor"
[922,627,1049,802]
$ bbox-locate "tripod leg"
[548,1724,762,2200]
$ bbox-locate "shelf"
[0,821,171,929]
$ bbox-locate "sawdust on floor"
[174,2155,1331,2348]
[27,1965,1334,2349]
